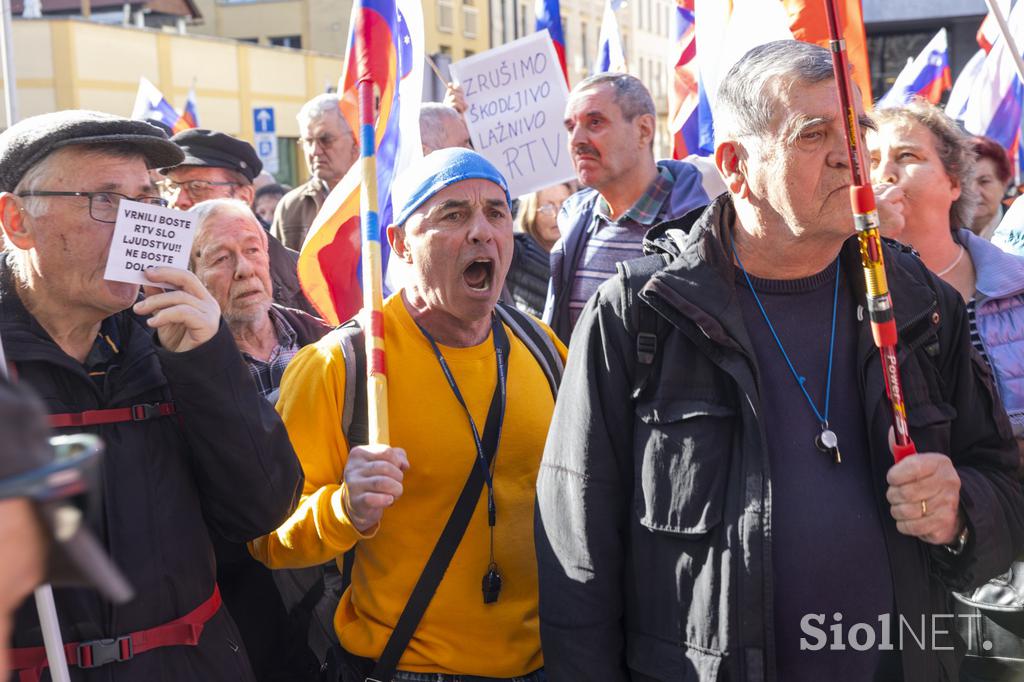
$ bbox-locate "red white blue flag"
[877,29,952,108]
[535,0,568,83]
[298,0,424,324]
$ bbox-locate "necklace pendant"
[815,428,842,464]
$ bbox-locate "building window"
[867,31,933,101]
[463,5,478,38]
[464,49,475,58]
[520,3,529,37]
[269,35,301,48]
[437,0,454,33]
[438,44,452,56]
[238,37,259,44]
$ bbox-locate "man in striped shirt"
[543,72,722,342]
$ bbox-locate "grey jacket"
[536,196,1024,682]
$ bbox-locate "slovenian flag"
[959,0,1024,163]
[180,86,200,129]
[535,0,568,83]
[296,0,424,324]
[594,0,626,74]
[877,29,952,108]
[130,77,183,132]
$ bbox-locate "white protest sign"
[104,200,196,288]
[450,30,575,198]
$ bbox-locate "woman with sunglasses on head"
[502,182,575,318]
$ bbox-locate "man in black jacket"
[0,110,303,681]
[535,41,1024,681]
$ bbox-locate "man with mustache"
[536,41,1024,681]
[252,148,566,682]
[542,72,723,342]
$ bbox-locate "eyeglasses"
[16,191,168,224]
[159,179,240,201]
[299,134,338,151]
[537,203,560,216]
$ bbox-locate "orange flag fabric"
[784,0,873,108]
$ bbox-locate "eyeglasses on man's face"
[158,179,240,201]
[16,191,168,224]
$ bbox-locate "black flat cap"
[0,109,185,193]
[165,129,263,182]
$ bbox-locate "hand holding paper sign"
[133,267,220,353]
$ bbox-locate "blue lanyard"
[732,243,840,428]
[415,314,508,525]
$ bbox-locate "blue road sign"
[253,107,275,134]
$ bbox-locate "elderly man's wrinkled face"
[564,83,650,192]
[15,149,155,317]
[191,213,273,326]
[391,179,513,324]
[743,79,868,239]
[301,114,358,189]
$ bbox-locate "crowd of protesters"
[2,37,1024,682]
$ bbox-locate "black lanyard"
[415,313,509,602]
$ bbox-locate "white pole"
[33,586,72,682]
[0,326,71,682]
[984,0,1024,85]
[0,0,16,127]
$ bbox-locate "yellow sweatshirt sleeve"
[249,336,376,569]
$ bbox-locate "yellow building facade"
[188,0,491,62]
[3,17,347,183]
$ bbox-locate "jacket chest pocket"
[899,350,958,454]
[633,398,733,537]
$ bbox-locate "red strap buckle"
[76,636,133,669]
[130,403,164,421]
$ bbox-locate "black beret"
[0,109,185,193]
[165,129,263,182]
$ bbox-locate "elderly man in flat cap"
[251,148,565,682]
[162,128,318,316]
[0,110,302,682]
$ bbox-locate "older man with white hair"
[419,102,472,155]
[272,94,359,250]
[191,198,331,401]
[188,198,330,681]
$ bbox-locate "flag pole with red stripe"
[356,79,390,445]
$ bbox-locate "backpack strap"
[48,402,176,429]
[617,253,672,398]
[337,321,369,448]
[494,302,563,397]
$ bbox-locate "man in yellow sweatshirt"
[251,148,566,682]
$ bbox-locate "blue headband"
[391,148,512,227]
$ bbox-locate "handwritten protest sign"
[104,200,196,288]
[450,30,575,197]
